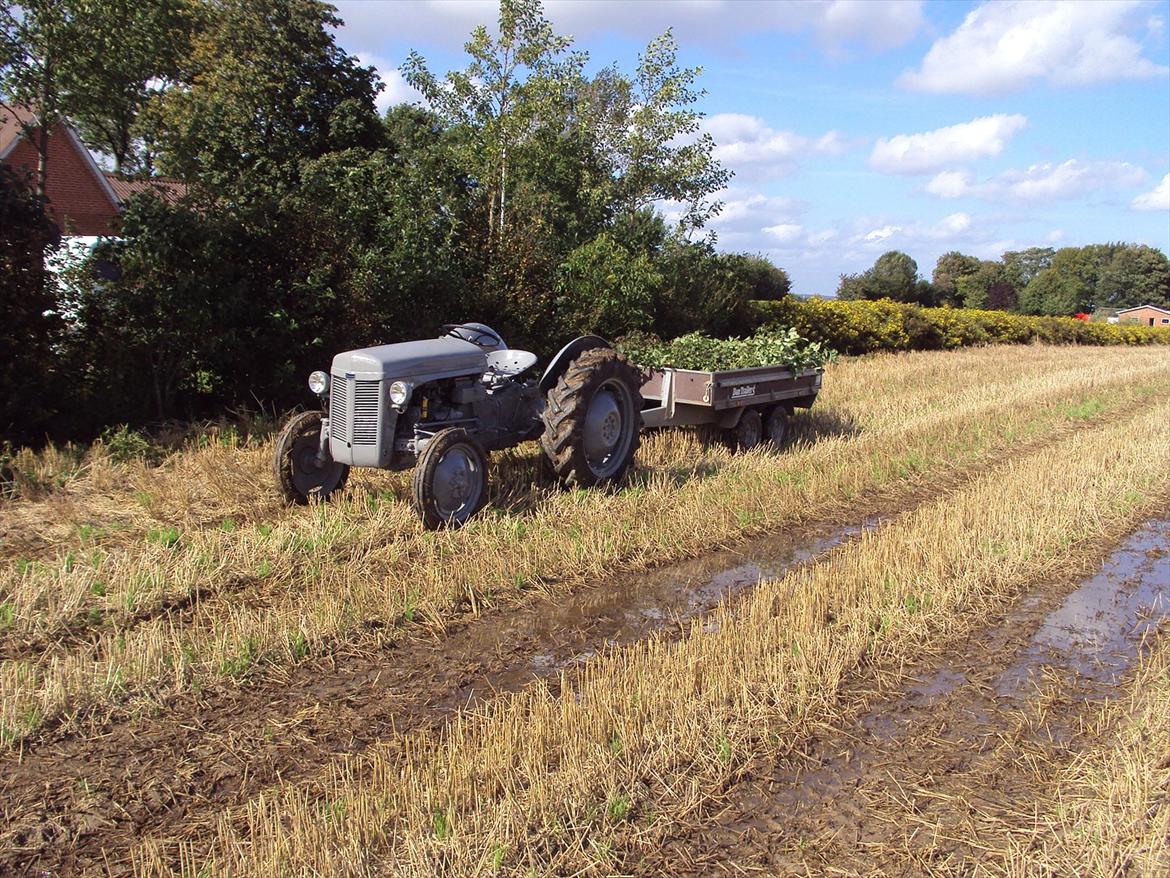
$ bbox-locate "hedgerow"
[753,297,1170,355]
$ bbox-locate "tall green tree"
[403,0,728,241]
[957,260,1019,311]
[58,0,194,173]
[0,0,77,197]
[1096,244,1170,309]
[1001,246,1054,289]
[147,0,383,200]
[838,251,930,303]
[932,251,981,306]
[1019,267,1087,316]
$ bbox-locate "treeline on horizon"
[836,244,1170,315]
[2,0,1167,447]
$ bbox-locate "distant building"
[1,104,185,237]
[1116,305,1170,327]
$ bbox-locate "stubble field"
[1,343,1168,877]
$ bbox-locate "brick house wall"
[1,114,121,236]
[1117,306,1170,327]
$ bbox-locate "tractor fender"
[538,335,612,395]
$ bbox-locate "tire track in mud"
[645,518,1170,877]
[2,354,1157,666]
[2,394,1167,877]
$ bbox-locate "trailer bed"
[640,364,821,430]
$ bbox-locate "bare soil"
[2,417,1162,877]
[643,518,1170,877]
[0,512,881,877]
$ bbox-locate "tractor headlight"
[308,370,329,395]
[388,380,412,407]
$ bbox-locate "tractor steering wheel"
[442,323,505,349]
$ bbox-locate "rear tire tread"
[540,348,643,488]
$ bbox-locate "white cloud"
[932,212,972,237]
[900,0,1170,95]
[358,53,425,114]
[1131,173,1170,210]
[333,0,924,56]
[864,225,901,242]
[925,159,1147,203]
[925,170,974,198]
[704,114,847,179]
[706,190,806,242]
[763,222,805,243]
[870,114,1027,175]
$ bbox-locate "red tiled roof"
[103,173,189,206]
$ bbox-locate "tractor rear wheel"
[541,347,642,488]
[273,410,349,504]
[412,427,489,529]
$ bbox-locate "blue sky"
[332,0,1170,295]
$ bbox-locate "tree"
[0,163,60,440]
[0,0,77,198]
[148,0,383,200]
[403,0,584,238]
[1020,267,1087,316]
[837,251,923,302]
[956,260,1018,311]
[1095,244,1170,309]
[1002,246,1054,289]
[57,0,194,172]
[932,251,981,306]
[403,0,728,240]
[728,254,790,301]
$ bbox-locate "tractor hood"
[331,337,487,382]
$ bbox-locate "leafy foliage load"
[755,297,1170,356]
[617,328,836,373]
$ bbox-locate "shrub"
[752,297,1170,355]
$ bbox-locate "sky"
[331,0,1170,295]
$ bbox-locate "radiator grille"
[352,380,380,446]
[329,376,349,443]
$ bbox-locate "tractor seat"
[486,349,539,378]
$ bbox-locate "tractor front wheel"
[541,347,642,488]
[412,427,489,529]
[273,411,349,504]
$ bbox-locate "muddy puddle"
[652,518,1170,876]
[435,516,882,712]
[996,517,1170,694]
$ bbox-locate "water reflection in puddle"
[996,518,1170,695]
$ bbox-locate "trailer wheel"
[726,408,764,452]
[273,410,349,504]
[541,347,642,488]
[764,406,791,448]
[412,427,489,529]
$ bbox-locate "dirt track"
[1,514,878,876]
[645,519,1170,876]
[2,403,1167,877]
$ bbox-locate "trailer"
[639,363,822,450]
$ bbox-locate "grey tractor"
[273,323,643,528]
